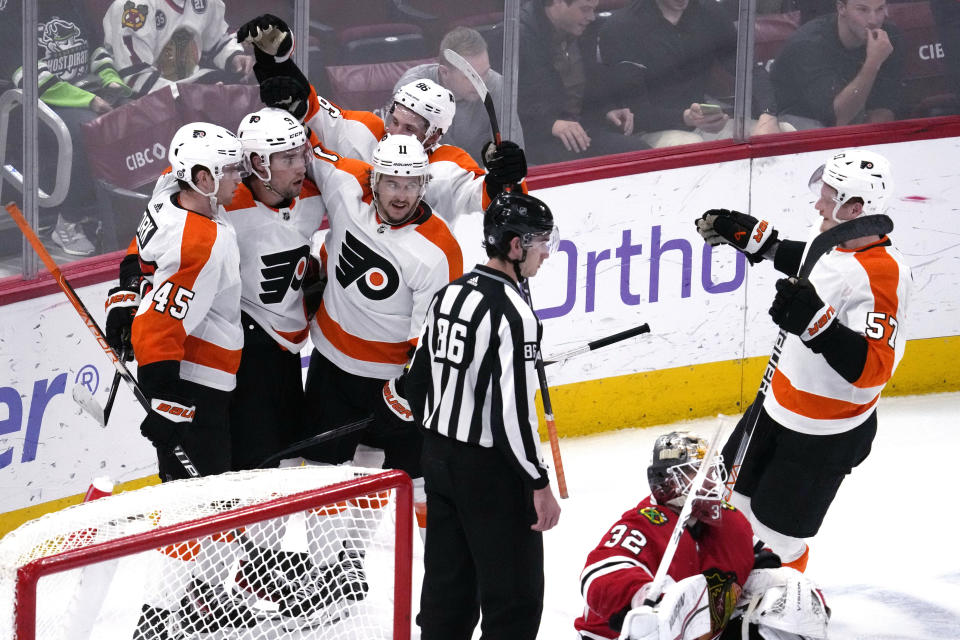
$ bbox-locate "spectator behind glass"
[517,0,649,165]
[101,0,254,97]
[0,0,134,256]
[771,0,904,129]
[394,26,525,164]
[599,0,789,149]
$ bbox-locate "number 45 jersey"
[132,190,242,392]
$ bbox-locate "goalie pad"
[620,570,740,640]
[739,568,829,639]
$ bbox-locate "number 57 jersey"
[131,192,243,392]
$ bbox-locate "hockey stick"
[71,345,126,426]
[101,345,127,423]
[256,415,374,469]
[6,202,200,479]
[643,419,726,606]
[442,48,500,145]
[723,214,894,500]
[544,323,651,367]
[519,279,569,499]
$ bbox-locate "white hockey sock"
[730,491,807,563]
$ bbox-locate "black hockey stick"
[102,344,127,424]
[519,279,569,499]
[724,214,894,499]
[7,202,200,479]
[544,323,651,366]
[256,415,374,469]
[442,48,500,145]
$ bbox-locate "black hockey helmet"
[482,192,556,259]
[647,431,727,522]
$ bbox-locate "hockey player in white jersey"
[694,148,912,572]
[102,0,253,96]
[236,13,529,225]
[301,134,463,536]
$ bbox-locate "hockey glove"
[302,256,326,320]
[140,395,195,451]
[769,277,837,343]
[236,14,294,60]
[260,75,310,122]
[696,208,778,264]
[104,284,143,361]
[619,571,739,640]
[481,140,527,199]
[382,376,413,422]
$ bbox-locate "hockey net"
[0,466,412,640]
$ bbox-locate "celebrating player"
[694,149,912,571]
[236,13,528,224]
[576,431,830,640]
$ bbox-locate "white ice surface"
[411,391,960,640]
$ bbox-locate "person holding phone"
[598,0,791,148]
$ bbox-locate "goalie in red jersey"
[575,431,830,640]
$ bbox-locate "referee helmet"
[483,192,557,259]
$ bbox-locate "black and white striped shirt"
[408,264,549,489]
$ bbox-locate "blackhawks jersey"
[222,180,326,352]
[306,150,463,380]
[131,189,242,392]
[574,497,755,640]
[764,238,912,435]
[102,0,244,95]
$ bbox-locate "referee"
[405,191,562,640]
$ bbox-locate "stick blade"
[72,384,106,426]
[442,48,489,101]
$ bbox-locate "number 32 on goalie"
[603,524,647,555]
[151,281,195,320]
[865,312,899,348]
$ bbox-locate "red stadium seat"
[887,1,958,116]
[325,57,435,112]
[754,11,800,69]
[336,23,430,64]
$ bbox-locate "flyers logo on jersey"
[639,506,668,525]
[121,2,148,30]
[336,230,399,301]
[259,245,311,305]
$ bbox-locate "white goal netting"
[0,466,412,640]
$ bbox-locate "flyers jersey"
[306,149,463,379]
[764,238,911,435]
[302,87,492,223]
[222,180,326,352]
[574,497,754,640]
[102,0,244,95]
[131,190,242,392]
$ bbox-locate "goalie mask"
[808,149,892,222]
[647,431,727,523]
[237,107,308,185]
[370,134,430,226]
[391,79,456,151]
[169,122,247,198]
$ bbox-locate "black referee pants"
[419,431,544,640]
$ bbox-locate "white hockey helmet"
[237,107,307,182]
[370,134,430,225]
[391,78,456,151]
[809,149,892,221]
[169,122,246,197]
[647,431,726,523]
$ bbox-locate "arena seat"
[325,57,434,112]
[888,0,958,117]
[754,11,800,69]
[336,23,430,65]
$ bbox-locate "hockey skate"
[234,545,369,628]
[175,577,257,635]
[131,604,175,640]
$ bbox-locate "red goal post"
[1,467,413,640]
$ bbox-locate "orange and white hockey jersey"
[131,190,242,391]
[102,0,244,95]
[306,149,463,379]
[301,87,492,223]
[223,181,326,353]
[764,238,912,435]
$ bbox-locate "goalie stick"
[723,213,894,500]
[256,415,374,468]
[544,323,650,366]
[520,279,569,499]
[6,202,200,479]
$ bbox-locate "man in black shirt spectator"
[599,0,787,148]
[406,191,562,640]
[771,0,904,128]
[518,0,649,164]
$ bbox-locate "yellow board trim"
[2,337,956,536]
